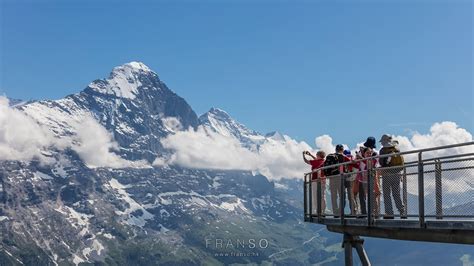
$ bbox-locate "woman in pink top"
[354,147,381,217]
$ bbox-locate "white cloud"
[394,121,473,160]
[161,116,183,132]
[256,135,314,179]
[0,97,64,164]
[392,121,474,194]
[159,123,316,180]
[152,156,167,167]
[71,116,148,168]
[158,119,473,184]
[161,126,259,171]
[315,135,335,155]
[0,96,147,168]
[3,95,471,183]
[314,134,350,154]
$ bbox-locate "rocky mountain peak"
[199,107,265,148]
[265,131,285,141]
[117,61,153,73]
[206,107,231,119]
[87,61,158,99]
[19,62,199,162]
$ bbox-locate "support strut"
[342,233,371,266]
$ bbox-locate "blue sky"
[1,0,472,146]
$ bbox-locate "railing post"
[403,167,408,217]
[317,170,322,222]
[303,174,311,222]
[418,152,425,228]
[435,159,443,220]
[343,233,354,266]
[367,159,373,226]
[308,174,313,222]
[303,174,308,221]
[340,167,345,225]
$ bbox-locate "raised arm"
[303,152,310,164]
[303,151,316,164]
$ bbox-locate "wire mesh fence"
[304,142,474,225]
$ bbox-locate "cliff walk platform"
[303,141,474,265]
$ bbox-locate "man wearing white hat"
[379,134,406,219]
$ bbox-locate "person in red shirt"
[303,150,326,215]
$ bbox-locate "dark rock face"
[74,81,198,161]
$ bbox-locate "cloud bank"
[0,96,144,168]
[158,120,473,182]
[0,97,64,163]
[2,96,472,180]
[72,116,148,168]
[159,124,333,180]
[392,122,473,194]
[394,121,473,159]
[161,126,260,171]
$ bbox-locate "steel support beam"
[328,225,474,245]
[342,233,371,266]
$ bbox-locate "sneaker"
[401,215,407,219]
[383,215,395,219]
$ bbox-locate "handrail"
[304,141,474,176]
[304,141,474,229]
[404,153,474,165]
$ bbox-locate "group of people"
[303,135,406,219]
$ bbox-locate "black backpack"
[323,153,344,176]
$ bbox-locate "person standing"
[303,150,327,215]
[355,146,381,217]
[362,137,381,218]
[324,145,355,217]
[355,147,370,216]
[344,150,358,215]
[379,134,405,219]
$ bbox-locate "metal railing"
[304,141,474,227]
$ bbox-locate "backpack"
[380,147,404,167]
[390,152,404,167]
[323,153,344,176]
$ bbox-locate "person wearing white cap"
[379,134,406,219]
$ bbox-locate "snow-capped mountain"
[198,107,289,152]
[2,62,472,265]
[88,61,152,99]
[199,107,266,149]
[6,98,26,107]
[0,62,331,265]
[265,131,286,141]
[19,62,198,161]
